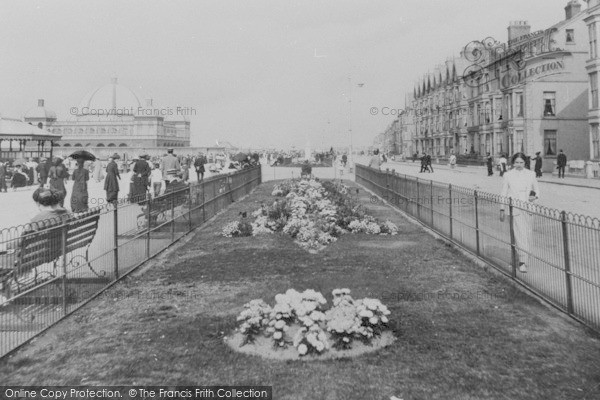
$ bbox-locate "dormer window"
[566,29,575,43]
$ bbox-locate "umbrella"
[233,152,248,162]
[69,150,96,161]
[13,158,27,166]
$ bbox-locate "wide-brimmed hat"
[110,153,120,160]
[139,154,150,160]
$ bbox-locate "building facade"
[24,78,191,149]
[401,1,591,171]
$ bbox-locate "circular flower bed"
[221,179,399,251]
[224,289,396,360]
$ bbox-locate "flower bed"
[225,289,395,360]
[221,179,398,251]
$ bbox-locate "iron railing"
[356,164,600,333]
[0,166,261,358]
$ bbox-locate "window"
[543,92,556,116]
[515,130,524,153]
[516,93,524,117]
[590,23,597,59]
[566,29,575,43]
[544,130,557,156]
[591,72,599,109]
[593,124,600,159]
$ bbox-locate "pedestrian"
[0,161,7,193]
[194,153,205,182]
[419,153,427,173]
[11,166,28,190]
[499,152,540,273]
[150,163,163,197]
[161,148,180,189]
[92,160,104,183]
[26,158,38,185]
[486,151,494,176]
[557,149,567,178]
[36,157,50,186]
[426,153,433,172]
[70,158,89,212]
[129,155,151,203]
[181,158,190,183]
[48,157,69,206]
[534,151,543,178]
[449,153,456,169]
[498,154,507,177]
[104,153,121,207]
[368,149,382,170]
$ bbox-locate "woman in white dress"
[499,153,540,273]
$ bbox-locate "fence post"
[188,186,193,233]
[61,222,68,316]
[449,184,453,239]
[202,181,206,223]
[508,198,517,277]
[145,196,151,259]
[113,205,119,280]
[416,177,421,220]
[474,190,480,256]
[430,180,434,228]
[171,192,175,242]
[561,210,574,314]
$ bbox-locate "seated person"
[29,187,70,227]
[164,175,189,194]
[1,188,70,295]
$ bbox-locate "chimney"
[508,21,531,42]
[565,0,582,20]
[38,99,44,107]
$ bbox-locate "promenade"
[369,158,600,219]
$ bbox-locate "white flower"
[381,316,389,323]
[298,344,308,355]
[369,316,379,325]
[275,320,286,329]
[273,331,282,339]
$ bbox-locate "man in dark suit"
[557,149,567,179]
[534,151,543,178]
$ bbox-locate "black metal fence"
[0,166,261,358]
[356,164,600,333]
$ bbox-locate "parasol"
[69,150,96,161]
[13,158,27,166]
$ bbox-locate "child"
[150,163,163,197]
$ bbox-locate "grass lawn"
[1,180,599,399]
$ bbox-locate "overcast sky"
[0,0,577,149]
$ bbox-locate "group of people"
[485,150,568,179]
[419,153,434,173]
[104,148,209,206]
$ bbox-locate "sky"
[0,0,577,150]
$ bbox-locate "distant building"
[401,0,591,171]
[24,78,191,149]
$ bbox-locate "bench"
[0,209,102,298]
[137,188,190,229]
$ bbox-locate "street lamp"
[347,78,364,171]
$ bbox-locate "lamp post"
[347,78,364,171]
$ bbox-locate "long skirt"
[71,182,89,212]
[513,211,532,265]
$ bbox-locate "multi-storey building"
[405,1,591,171]
[585,0,600,160]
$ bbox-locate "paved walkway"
[384,159,600,190]
[354,156,600,219]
